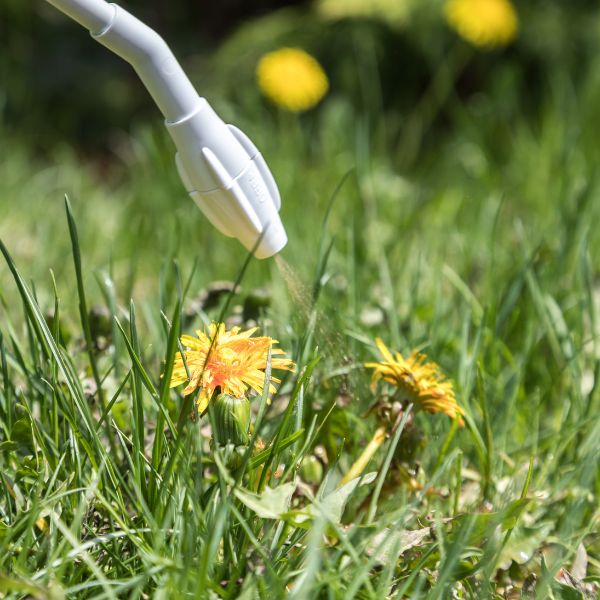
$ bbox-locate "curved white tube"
[45,0,114,33]
[44,0,287,259]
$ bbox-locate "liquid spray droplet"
[275,255,313,323]
[274,255,347,362]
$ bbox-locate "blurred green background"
[1,0,306,149]
[3,0,600,309]
[2,0,599,150]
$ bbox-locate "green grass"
[1,34,600,598]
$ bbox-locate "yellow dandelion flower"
[445,0,518,48]
[256,47,329,113]
[365,338,463,424]
[170,322,295,414]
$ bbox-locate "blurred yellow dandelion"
[365,338,463,424]
[256,47,329,112]
[445,0,518,48]
[170,322,294,414]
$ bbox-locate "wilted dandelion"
[365,338,463,423]
[170,322,294,414]
[256,47,329,112]
[445,0,518,48]
[340,338,462,487]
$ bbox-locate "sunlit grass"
[1,63,599,598]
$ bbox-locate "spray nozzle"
[170,103,286,259]
[44,0,287,259]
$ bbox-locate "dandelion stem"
[339,426,387,487]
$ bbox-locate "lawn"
[0,1,599,598]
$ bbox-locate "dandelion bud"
[212,393,251,447]
[299,455,324,485]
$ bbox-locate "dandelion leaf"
[286,472,377,527]
[234,482,296,519]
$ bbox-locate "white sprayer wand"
[44,0,287,259]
